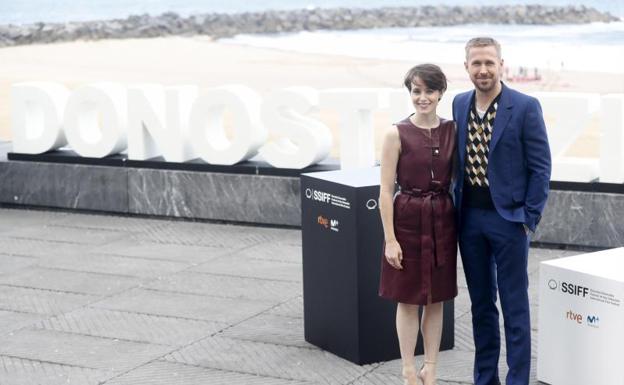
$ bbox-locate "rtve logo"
[317,215,329,228]
[566,310,583,324]
[317,215,339,232]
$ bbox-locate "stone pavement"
[0,207,580,385]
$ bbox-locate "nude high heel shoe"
[402,366,419,385]
[417,360,436,385]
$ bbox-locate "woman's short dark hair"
[403,64,447,93]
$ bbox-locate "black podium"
[301,167,454,365]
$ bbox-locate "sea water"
[223,22,624,73]
[1,0,622,74]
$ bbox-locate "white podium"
[538,248,624,385]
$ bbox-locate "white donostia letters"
[128,84,197,162]
[259,87,332,169]
[387,88,412,124]
[8,82,624,182]
[600,95,624,183]
[11,82,69,154]
[436,89,462,122]
[531,92,600,182]
[320,89,382,169]
[63,82,127,158]
[189,85,266,165]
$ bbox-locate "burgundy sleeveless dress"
[378,117,458,305]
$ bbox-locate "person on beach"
[378,64,458,385]
[452,37,551,385]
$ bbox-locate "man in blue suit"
[452,37,551,385]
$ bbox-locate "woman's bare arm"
[379,126,403,269]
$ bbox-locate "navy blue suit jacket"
[452,83,551,232]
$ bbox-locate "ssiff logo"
[561,282,589,297]
[306,189,331,203]
[548,278,589,298]
[548,279,557,290]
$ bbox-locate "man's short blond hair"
[465,37,502,60]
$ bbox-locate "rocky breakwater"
[0,5,619,47]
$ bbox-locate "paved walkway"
[0,207,578,384]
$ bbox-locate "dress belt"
[399,182,449,269]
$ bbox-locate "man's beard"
[473,76,497,92]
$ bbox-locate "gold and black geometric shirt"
[462,92,501,209]
[465,93,500,187]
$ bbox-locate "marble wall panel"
[534,190,624,249]
[0,162,15,204]
[0,144,14,203]
[0,142,10,161]
[128,168,301,226]
[1,161,128,213]
[3,156,623,248]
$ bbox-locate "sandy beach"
[1,36,622,158]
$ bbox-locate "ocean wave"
[222,21,624,73]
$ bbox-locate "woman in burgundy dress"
[378,64,457,385]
